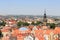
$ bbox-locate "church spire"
[43,9,47,26]
[44,9,46,18]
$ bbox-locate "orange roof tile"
[55,27,60,34]
[44,29,53,35]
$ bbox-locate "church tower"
[43,9,47,26]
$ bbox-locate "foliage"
[0,30,3,37]
[36,21,42,25]
[0,20,6,26]
[31,22,36,25]
[47,23,56,29]
[17,21,23,27]
[54,18,59,21]
[17,21,29,28]
[31,21,42,25]
[23,22,29,26]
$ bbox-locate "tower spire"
[44,9,46,18]
[44,9,46,14]
[43,9,47,26]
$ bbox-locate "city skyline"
[0,0,60,16]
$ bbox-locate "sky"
[0,0,60,16]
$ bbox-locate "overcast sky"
[0,0,60,16]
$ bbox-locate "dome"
[19,27,28,31]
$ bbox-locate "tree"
[0,30,3,38]
[54,18,59,21]
[17,21,24,28]
[36,21,42,25]
[47,23,56,29]
[31,22,36,25]
[56,23,60,27]
[17,21,29,28]
[0,20,6,26]
[31,21,42,25]
[23,22,29,26]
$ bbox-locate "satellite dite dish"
[19,27,28,31]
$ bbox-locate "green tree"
[17,21,29,28]
[0,20,6,26]
[47,23,56,29]
[23,22,29,26]
[17,21,24,28]
[36,21,42,25]
[0,30,3,38]
[54,18,59,21]
[31,21,42,25]
[31,22,36,25]
[50,23,55,29]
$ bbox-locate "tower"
[43,9,47,26]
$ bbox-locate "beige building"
[47,18,55,23]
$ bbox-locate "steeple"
[43,9,47,26]
[44,9,46,18]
